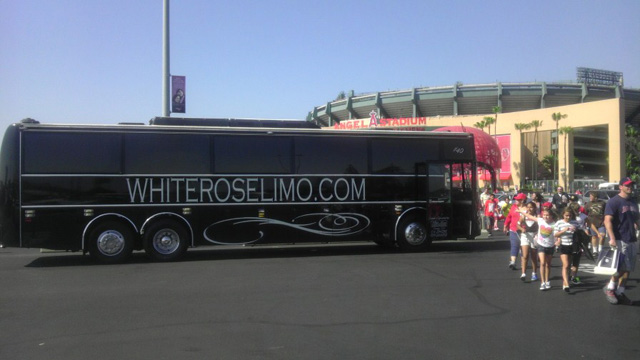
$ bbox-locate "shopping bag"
[593,248,620,275]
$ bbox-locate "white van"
[598,182,619,190]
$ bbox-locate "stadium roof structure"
[308,82,640,127]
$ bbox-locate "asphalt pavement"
[1,232,639,360]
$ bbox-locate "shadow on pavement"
[24,237,510,268]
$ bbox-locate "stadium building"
[308,78,640,191]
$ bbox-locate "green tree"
[625,124,640,183]
[541,154,556,179]
[529,120,543,181]
[483,116,495,136]
[473,120,488,133]
[551,112,568,185]
[492,106,501,138]
[514,122,531,134]
[574,157,584,173]
[559,126,574,187]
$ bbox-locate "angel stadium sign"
[327,110,430,131]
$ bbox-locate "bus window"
[429,164,450,201]
[125,133,210,174]
[214,135,292,174]
[371,138,437,174]
[23,132,121,174]
[451,163,474,191]
[294,137,366,174]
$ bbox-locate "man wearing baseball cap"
[603,177,639,305]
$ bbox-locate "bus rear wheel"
[144,220,189,261]
[88,221,135,264]
[396,217,430,251]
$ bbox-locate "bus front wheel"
[88,221,135,264]
[144,220,189,261]
[396,218,430,251]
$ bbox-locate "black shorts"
[540,247,555,255]
[559,245,573,255]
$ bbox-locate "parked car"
[586,190,617,201]
[568,194,585,206]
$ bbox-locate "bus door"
[450,161,479,239]
[425,163,452,240]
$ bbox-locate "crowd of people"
[479,178,640,305]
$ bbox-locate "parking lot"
[1,235,639,360]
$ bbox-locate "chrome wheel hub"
[97,230,125,256]
[404,223,426,246]
[153,229,180,254]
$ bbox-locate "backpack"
[588,201,604,217]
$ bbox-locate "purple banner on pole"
[171,76,186,113]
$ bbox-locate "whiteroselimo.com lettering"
[126,177,366,204]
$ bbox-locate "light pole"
[162,0,171,117]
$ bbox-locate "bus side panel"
[0,125,21,247]
[21,209,85,251]
[197,204,294,245]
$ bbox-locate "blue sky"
[1,0,639,132]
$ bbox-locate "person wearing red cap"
[504,192,528,270]
[603,177,640,305]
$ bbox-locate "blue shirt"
[604,195,639,243]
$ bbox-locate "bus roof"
[11,119,474,140]
[149,116,320,129]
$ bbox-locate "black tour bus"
[0,117,480,263]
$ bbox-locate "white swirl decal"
[203,213,370,245]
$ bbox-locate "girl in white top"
[520,208,556,291]
[554,209,579,293]
[517,202,539,282]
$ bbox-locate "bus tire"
[88,221,135,264]
[396,217,430,251]
[373,236,395,249]
[144,220,189,261]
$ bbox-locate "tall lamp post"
[162,0,171,117]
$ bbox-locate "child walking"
[517,202,539,282]
[520,208,556,291]
[484,193,497,236]
[554,209,579,293]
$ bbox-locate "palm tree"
[529,120,543,181]
[492,106,501,139]
[473,120,487,133]
[514,122,529,134]
[551,112,568,186]
[559,126,574,187]
[483,116,495,136]
[541,154,555,179]
[625,124,640,183]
